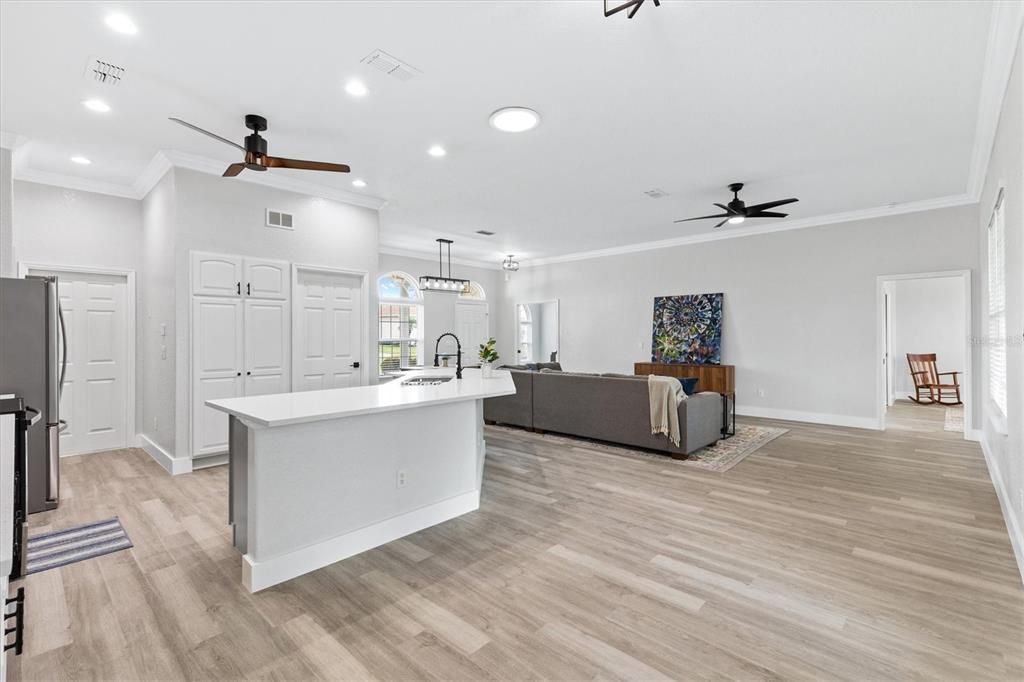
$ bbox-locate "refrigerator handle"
[58,299,67,398]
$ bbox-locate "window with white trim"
[987,188,1007,416]
[378,271,424,376]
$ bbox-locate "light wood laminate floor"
[9,409,1024,681]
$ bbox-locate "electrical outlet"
[159,323,167,337]
[757,388,766,398]
[397,469,408,488]
[160,345,167,360]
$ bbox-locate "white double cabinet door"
[191,252,290,457]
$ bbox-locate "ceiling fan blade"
[713,203,736,214]
[748,211,788,218]
[169,117,245,152]
[264,156,350,173]
[223,163,245,177]
[744,197,798,213]
[673,213,730,223]
[714,217,731,229]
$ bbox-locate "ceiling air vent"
[643,188,669,199]
[360,49,421,81]
[266,209,294,230]
[84,57,125,85]
[475,230,496,236]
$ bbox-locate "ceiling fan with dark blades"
[674,183,798,229]
[169,114,351,177]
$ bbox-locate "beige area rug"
[488,424,788,473]
[945,406,964,432]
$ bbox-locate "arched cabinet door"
[244,258,290,300]
[192,252,243,297]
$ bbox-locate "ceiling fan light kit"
[420,239,470,294]
[674,182,799,229]
[169,114,351,177]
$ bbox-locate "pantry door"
[293,268,365,391]
[27,268,132,456]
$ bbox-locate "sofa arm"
[681,392,721,454]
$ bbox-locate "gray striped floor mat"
[27,517,133,574]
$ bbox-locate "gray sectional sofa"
[484,369,721,458]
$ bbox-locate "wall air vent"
[360,49,422,81]
[84,57,125,85]
[475,230,496,236]
[266,209,294,230]
[643,188,669,199]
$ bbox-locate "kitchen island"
[206,368,515,592]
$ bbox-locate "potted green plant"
[478,338,499,378]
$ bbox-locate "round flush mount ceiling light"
[489,107,540,133]
[352,179,367,188]
[70,156,92,165]
[105,13,137,35]
[427,144,447,158]
[727,216,745,225]
[344,80,368,97]
[82,98,111,113]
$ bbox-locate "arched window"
[458,281,486,301]
[517,303,533,362]
[377,271,424,375]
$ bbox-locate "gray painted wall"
[501,204,980,427]
[0,148,13,278]
[978,29,1023,578]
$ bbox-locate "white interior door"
[52,272,129,455]
[294,270,363,391]
[455,301,489,364]
[245,299,290,396]
[192,296,243,456]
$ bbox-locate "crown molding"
[966,0,1024,200]
[132,150,174,197]
[378,244,501,270]
[522,193,976,267]
[13,167,143,200]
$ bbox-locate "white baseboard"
[736,405,880,430]
[979,434,1024,587]
[138,434,193,476]
[966,428,983,443]
[192,452,228,469]
[243,489,481,592]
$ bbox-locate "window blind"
[987,188,1007,416]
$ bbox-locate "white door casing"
[54,273,128,455]
[293,268,364,391]
[192,296,244,456]
[455,301,489,364]
[192,252,243,297]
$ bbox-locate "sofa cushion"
[528,361,562,371]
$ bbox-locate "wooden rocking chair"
[906,353,962,405]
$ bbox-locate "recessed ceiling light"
[344,80,368,97]
[352,179,367,188]
[427,145,447,158]
[70,156,92,165]
[82,98,111,113]
[104,13,137,35]
[727,216,745,225]
[489,107,540,133]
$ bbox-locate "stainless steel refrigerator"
[0,276,65,513]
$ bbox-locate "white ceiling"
[0,1,998,263]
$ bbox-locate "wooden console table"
[634,362,736,437]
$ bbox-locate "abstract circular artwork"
[652,293,723,365]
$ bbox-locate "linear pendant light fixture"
[420,239,470,293]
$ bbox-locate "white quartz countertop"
[206,368,516,428]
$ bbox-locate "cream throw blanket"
[648,374,685,447]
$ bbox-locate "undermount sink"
[402,376,454,386]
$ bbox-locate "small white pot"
[481,362,494,379]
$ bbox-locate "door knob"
[351,362,360,369]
